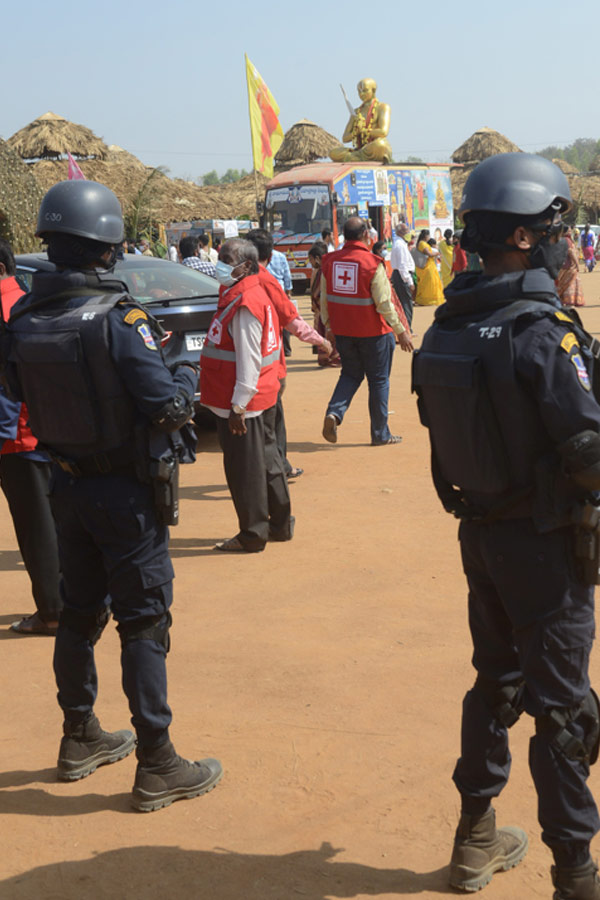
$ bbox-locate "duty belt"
[47,444,136,477]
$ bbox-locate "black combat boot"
[57,714,135,781]
[448,806,528,891]
[552,859,600,899]
[132,740,223,812]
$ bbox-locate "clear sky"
[2,0,595,181]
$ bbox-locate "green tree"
[220,169,240,184]
[538,138,600,172]
[201,170,219,185]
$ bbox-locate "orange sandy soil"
[2,270,600,900]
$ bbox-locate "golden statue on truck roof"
[330,78,392,164]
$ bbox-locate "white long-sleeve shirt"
[206,307,263,418]
[390,237,415,284]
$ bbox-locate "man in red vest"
[0,238,62,634]
[246,228,332,480]
[320,217,413,445]
[200,238,293,552]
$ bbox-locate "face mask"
[215,260,238,287]
[528,236,568,280]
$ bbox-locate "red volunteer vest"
[321,241,392,338]
[200,274,281,411]
[0,277,38,455]
[257,265,298,379]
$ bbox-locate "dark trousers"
[50,469,173,748]
[326,332,396,444]
[275,379,292,476]
[0,454,62,620]
[216,406,292,550]
[454,518,600,855]
[282,329,292,357]
[391,270,414,328]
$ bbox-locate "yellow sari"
[439,240,454,289]
[415,241,444,306]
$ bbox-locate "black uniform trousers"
[216,405,292,551]
[50,468,173,749]
[391,270,414,328]
[454,517,600,854]
[0,454,62,621]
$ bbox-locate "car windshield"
[114,257,217,303]
[15,255,217,303]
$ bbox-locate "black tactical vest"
[412,271,595,514]
[8,293,138,459]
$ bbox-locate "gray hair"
[222,238,259,271]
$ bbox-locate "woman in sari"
[439,228,454,288]
[581,224,595,272]
[413,229,444,305]
[309,241,341,367]
[556,226,584,307]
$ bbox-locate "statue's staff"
[339,84,355,117]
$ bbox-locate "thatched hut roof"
[552,158,580,175]
[451,127,521,165]
[29,155,268,227]
[587,154,600,174]
[274,119,339,169]
[0,138,43,252]
[8,112,108,161]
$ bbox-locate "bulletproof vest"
[412,273,588,506]
[8,292,137,459]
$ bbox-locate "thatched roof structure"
[552,158,580,175]
[587,154,600,174]
[8,112,108,161]
[274,119,339,169]
[450,128,523,215]
[0,138,43,252]
[29,154,268,231]
[451,127,521,165]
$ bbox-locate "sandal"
[10,612,58,636]
[214,537,263,553]
[287,467,304,480]
[371,435,403,446]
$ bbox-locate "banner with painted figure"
[427,172,453,241]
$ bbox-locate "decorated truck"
[263,162,454,293]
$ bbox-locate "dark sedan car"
[14,253,219,399]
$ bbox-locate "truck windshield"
[265,186,333,235]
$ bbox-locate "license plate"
[185,333,206,351]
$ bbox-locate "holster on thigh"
[473,673,525,728]
[117,611,172,653]
[535,689,600,765]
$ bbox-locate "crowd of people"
[5,159,600,898]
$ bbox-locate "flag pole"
[245,54,261,218]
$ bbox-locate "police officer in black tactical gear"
[4,180,222,812]
[413,154,600,899]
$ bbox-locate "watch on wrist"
[231,404,245,415]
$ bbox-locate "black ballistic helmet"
[459,153,572,221]
[36,180,124,243]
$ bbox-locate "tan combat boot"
[551,859,600,899]
[448,806,528,891]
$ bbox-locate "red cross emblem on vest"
[333,261,358,294]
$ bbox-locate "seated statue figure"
[330,78,392,164]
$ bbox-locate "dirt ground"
[2,269,600,900]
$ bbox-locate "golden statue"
[433,180,449,219]
[330,78,392,164]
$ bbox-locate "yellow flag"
[245,54,284,179]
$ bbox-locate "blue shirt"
[267,250,292,292]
